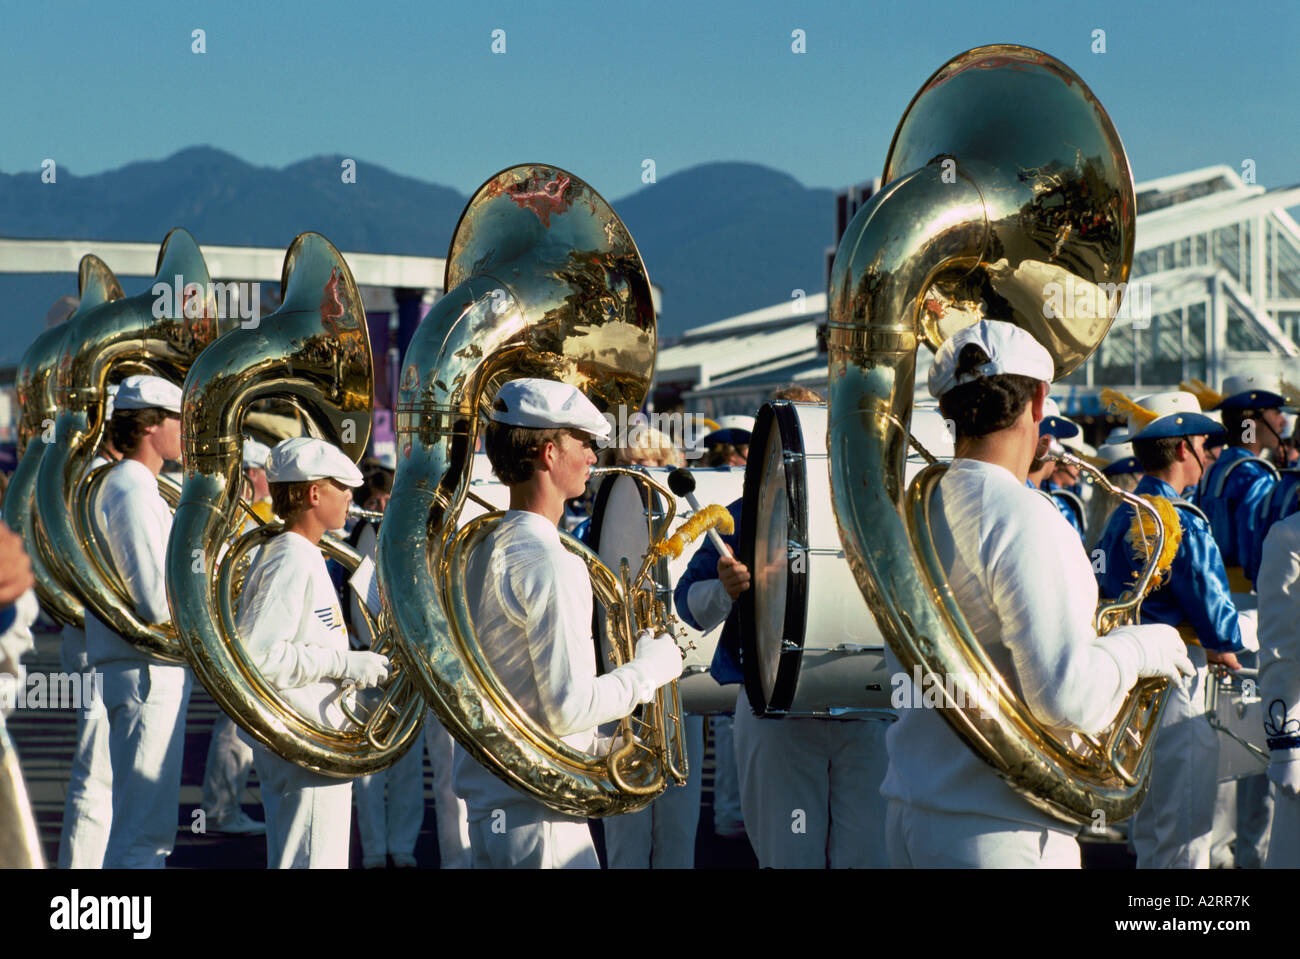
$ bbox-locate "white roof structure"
[669,165,1300,420]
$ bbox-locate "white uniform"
[237,531,354,868]
[58,454,114,867]
[424,711,471,868]
[603,714,704,868]
[452,510,653,869]
[86,458,192,869]
[882,459,1164,868]
[349,522,427,867]
[686,577,889,867]
[1256,514,1300,868]
[57,624,112,868]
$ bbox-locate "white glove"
[1268,754,1300,798]
[624,629,684,701]
[341,650,391,687]
[1107,624,1195,689]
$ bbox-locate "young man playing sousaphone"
[1094,389,1244,869]
[452,378,684,869]
[882,320,1194,868]
[237,437,391,868]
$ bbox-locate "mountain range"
[0,147,839,364]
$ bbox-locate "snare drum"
[588,466,746,714]
[737,402,891,717]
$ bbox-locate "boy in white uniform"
[452,378,685,869]
[86,375,190,868]
[238,437,391,868]
[882,321,1196,867]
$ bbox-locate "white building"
[662,166,1300,424]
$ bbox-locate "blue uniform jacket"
[1095,475,1243,653]
[672,498,743,685]
[1044,480,1085,540]
[1201,446,1278,585]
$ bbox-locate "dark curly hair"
[108,408,171,456]
[937,344,1041,440]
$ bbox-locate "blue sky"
[1,0,1297,197]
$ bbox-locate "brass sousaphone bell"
[167,232,424,776]
[35,230,232,661]
[378,164,686,818]
[4,255,124,629]
[827,45,1165,824]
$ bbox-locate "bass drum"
[588,466,746,714]
[738,400,949,717]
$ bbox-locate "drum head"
[588,472,654,673]
[738,402,807,713]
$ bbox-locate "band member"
[1030,399,1085,539]
[1186,375,1287,588]
[884,321,1193,868]
[1257,506,1300,867]
[85,375,190,868]
[237,437,391,868]
[58,386,120,867]
[198,438,272,837]
[1094,389,1243,868]
[452,378,683,869]
[1083,438,1141,551]
[675,386,890,868]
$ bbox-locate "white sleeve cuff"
[688,579,733,632]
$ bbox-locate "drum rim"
[738,401,810,716]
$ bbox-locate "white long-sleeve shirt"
[236,531,350,729]
[881,458,1141,830]
[85,458,175,666]
[453,510,648,819]
[1257,513,1300,762]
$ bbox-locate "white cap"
[716,414,756,433]
[113,375,182,413]
[1104,425,1131,445]
[265,437,363,487]
[928,320,1054,399]
[242,438,271,470]
[104,384,119,420]
[1098,440,1135,463]
[489,378,611,439]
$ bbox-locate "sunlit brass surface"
[35,231,231,660]
[827,46,1164,824]
[166,232,423,776]
[3,255,124,628]
[377,164,683,817]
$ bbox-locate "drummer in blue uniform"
[1095,388,1244,868]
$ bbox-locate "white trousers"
[604,714,704,868]
[251,743,352,868]
[57,629,112,868]
[100,660,192,869]
[354,732,425,866]
[733,688,890,868]
[1130,649,1218,869]
[424,712,471,869]
[468,801,599,869]
[886,801,1081,868]
[710,713,743,833]
[1266,782,1300,868]
[201,713,254,823]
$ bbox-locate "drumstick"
[667,468,732,558]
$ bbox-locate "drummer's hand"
[1206,648,1242,672]
[717,555,750,599]
[0,524,35,607]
